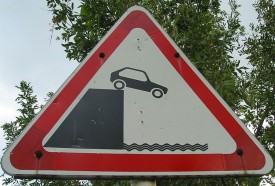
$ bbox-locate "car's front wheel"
[114,80,126,90]
[152,88,164,98]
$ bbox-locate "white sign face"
[43,28,236,154]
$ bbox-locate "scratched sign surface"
[43,28,235,155]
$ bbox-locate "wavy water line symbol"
[124,143,208,152]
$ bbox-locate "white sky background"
[0,0,257,183]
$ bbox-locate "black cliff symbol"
[110,67,168,98]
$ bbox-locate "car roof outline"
[115,67,150,81]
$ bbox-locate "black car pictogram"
[110,67,168,98]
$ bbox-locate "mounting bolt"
[174,52,180,58]
[237,149,244,156]
[99,52,105,58]
[34,150,43,159]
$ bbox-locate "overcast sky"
[0,0,257,182]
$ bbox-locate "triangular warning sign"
[2,6,272,178]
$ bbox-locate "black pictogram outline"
[110,67,168,98]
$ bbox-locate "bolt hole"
[99,52,105,58]
[174,52,180,58]
[34,150,43,159]
[237,149,244,156]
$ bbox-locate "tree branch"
[255,85,275,137]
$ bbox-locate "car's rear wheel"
[152,88,163,98]
[114,80,125,90]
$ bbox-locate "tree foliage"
[2,81,40,151]
[243,0,275,139]
[241,0,275,184]
[1,0,274,185]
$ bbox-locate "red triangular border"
[2,6,272,177]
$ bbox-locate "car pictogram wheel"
[152,88,164,98]
[114,80,126,90]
